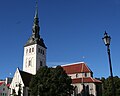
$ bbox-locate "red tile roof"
[72,77,102,84]
[62,62,92,74]
[0,82,4,86]
[7,84,10,87]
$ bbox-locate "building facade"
[62,62,102,96]
[0,82,9,96]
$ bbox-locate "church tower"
[23,2,47,75]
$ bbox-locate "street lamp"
[102,31,115,96]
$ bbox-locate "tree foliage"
[101,76,120,96]
[29,66,74,96]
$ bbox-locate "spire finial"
[32,0,40,39]
[35,0,38,18]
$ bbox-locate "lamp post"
[102,31,115,96]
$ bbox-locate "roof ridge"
[61,62,85,67]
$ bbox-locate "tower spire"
[24,0,46,49]
[35,0,38,19]
[32,0,40,39]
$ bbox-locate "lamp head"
[102,31,111,46]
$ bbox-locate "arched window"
[28,60,32,66]
[26,49,28,54]
[38,48,40,53]
[29,48,31,53]
[43,50,44,55]
[40,61,42,66]
[76,73,78,78]
[32,48,34,52]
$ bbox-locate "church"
[10,1,102,96]
[10,2,47,96]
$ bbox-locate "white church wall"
[23,44,46,75]
[10,68,24,96]
[23,44,37,75]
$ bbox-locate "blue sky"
[0,0,120,79]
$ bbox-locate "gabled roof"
[62,62,92,74]
[0,82,10,87]
[72,77,102,84]
[19,69,33,87]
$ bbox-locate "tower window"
[40,61,42,66]
[41,50,44,55]
[29,48,31,53]
[38,48,40,53]
[26,49,28,54]
[28,60,32,66]
[43,50,44,55]
[40,49,44,55]
[32,48,34,52]
[40,49,42,54]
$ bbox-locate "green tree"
[29,66,74,96]
[101,76,120,96]
[11,89,17,96]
